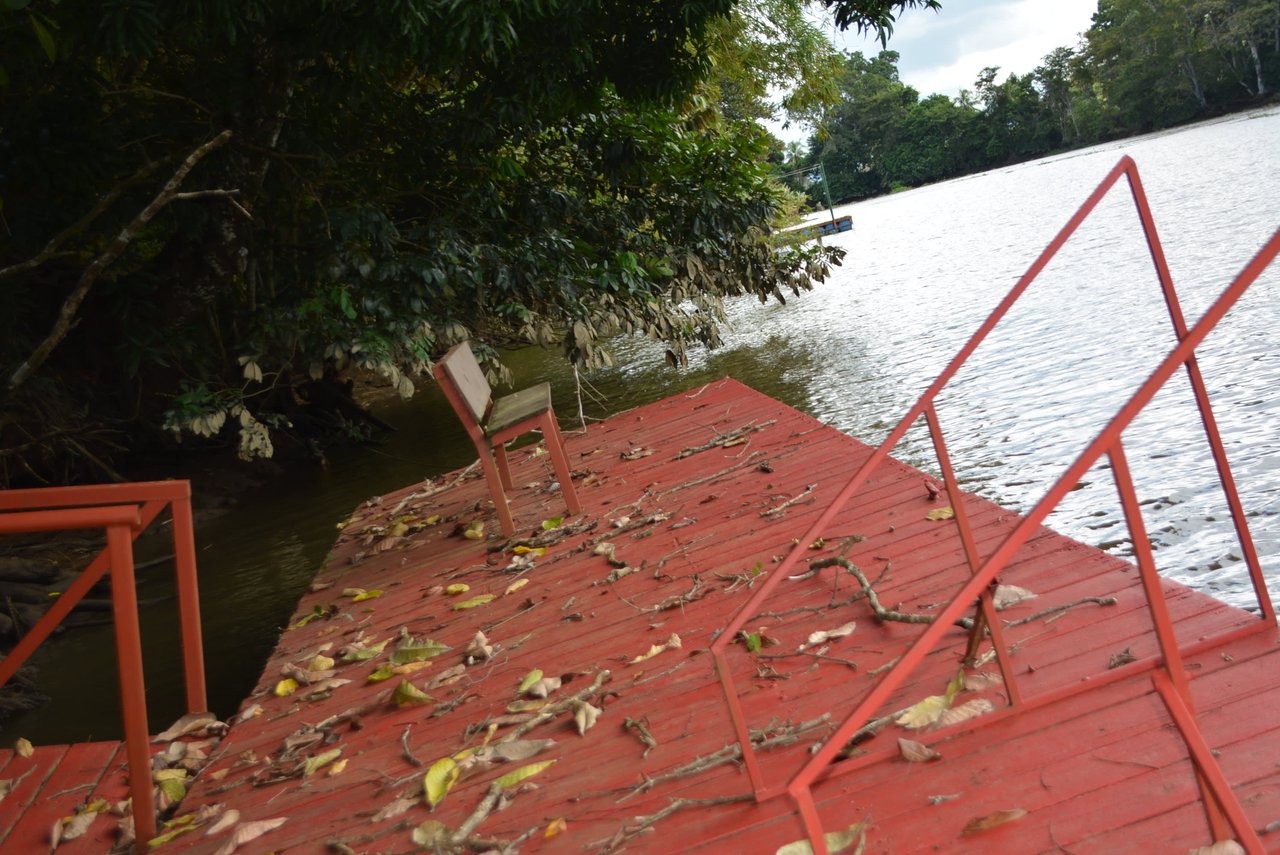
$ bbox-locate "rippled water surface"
[10,109,1280,742]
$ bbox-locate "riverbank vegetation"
[793,0,1280,202]
[2,1,950,489]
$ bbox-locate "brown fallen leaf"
[992,584,1036,610]
[961,808,1027,835]
[937,698,995,727]
[206,809,240,837]
[152,712,218,742]
[14,738,33,758]
[898,738,942,763]
[214,817,288,855]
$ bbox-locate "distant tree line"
[791,0,1279,202]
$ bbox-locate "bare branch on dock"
[596,794,755,852]
[761,484,816,518]
[676,420,777,459]
[617,714,831,803]
[811,556,937,625]
[662,451,768,495]
[1005,596,1118,627]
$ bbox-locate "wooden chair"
[433,341,581,536]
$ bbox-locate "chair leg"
[541,413,581,515]
[475,443,516,537]
[493,441,515,491]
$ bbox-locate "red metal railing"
[0,481,206,849]
[709,156,1280,853]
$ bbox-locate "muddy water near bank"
[5,107,1279,744]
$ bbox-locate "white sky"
[770,0,1098,141]
[833,0,1098,98]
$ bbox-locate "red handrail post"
[107,522,157,850]
[169,489,207,713]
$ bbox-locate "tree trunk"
[1249,39,1268,95]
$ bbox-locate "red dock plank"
[6,379,1277,854]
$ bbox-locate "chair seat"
[485,382,553,437]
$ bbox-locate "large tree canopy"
[0,0,935,485]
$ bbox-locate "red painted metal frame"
[0,481,208,850]
[708,156,1280,853]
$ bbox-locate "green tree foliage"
[1,1,930,483]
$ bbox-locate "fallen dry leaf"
[898,738,942,763]
[206,809,240,837]
[213,817,287,855]
[153,712,217,742]
[800,621,857,650]
[925,506,955,521]
[1189,842,1247,855]
[545,817,568,839]
[525,676,563,698]
[961,808,1027,836]
[775,820,866,855]
[14,738,33,758]
[992,584,1036,610]
[938,698,995,727]
[629,633,682,664]
[573,701,602,736]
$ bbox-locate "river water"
[9,108,1280,743]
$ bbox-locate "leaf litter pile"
[108,384,1150,854]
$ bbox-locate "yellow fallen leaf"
[424,757,460,808]
[328,759,348,777]
[497,759,556,789]
[274,678,299,697]
[391,680,432,707]
[896,694,948,729]
[389,521,409,538]
[445,584,470,596]
[302,748,342,776]
[541,517,563,530]
[391,660,432,677]
[453,594,495,610]
[926,506,955,521]
[309,654,335,672]
[14,737,34,758]
[504,578,529,596]
[545,818,568,839]
[463,520,485,540]
[353,589,383,603]
[518,669,544,692]
[425,515,441,525]
[367,664,396,683]
[512,545,547,556]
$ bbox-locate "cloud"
[832,0,1097,98]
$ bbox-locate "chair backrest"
[435,341,492,424]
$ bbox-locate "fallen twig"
[596,794,754,852]
[400,725,422,767]
[662,451,768,495]
[1005,596,1117,628]
[623,716,658,757]
[811,556,938,625]
[618,714,831,803]
[761,484,816,518]
[676,421,776,459]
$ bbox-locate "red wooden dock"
[6,378,1273,853]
